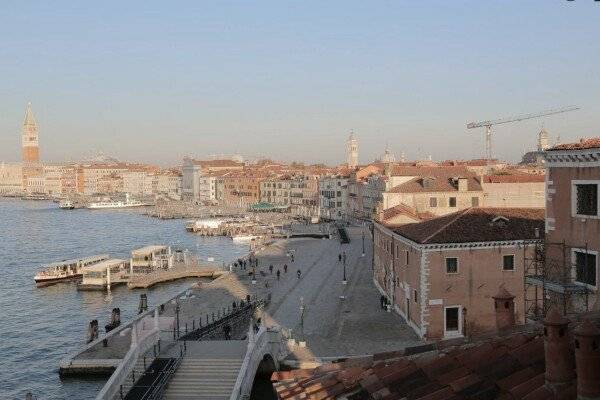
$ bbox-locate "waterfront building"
[78,259,128,290]
[373,207,544,339]
[289,175,319,218]
[0,162,23,195]
[260,178,291,206]
[182,158,244,201]
[154,169,182,200]
[346,131,358,169]
[222,171,265,208]
[319,175,349,220]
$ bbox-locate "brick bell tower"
[22,102,40,163]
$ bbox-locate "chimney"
[574,319,600,399]
[458,177,468,192]
[543,307,575,390]
[492,287,515,332]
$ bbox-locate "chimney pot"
[492,287,515,332]
[543,307,575,390]
[574,319,600,399]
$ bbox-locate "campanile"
[22,102,40,163]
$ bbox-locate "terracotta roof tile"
[548,137,600,151]
[436,365,472,386]
[509,373,545,399]
[391,207,544,244]
[496,367,539,391]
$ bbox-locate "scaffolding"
[524,240,592,321]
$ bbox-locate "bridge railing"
[230,324,276,400]
[95,310,161,400]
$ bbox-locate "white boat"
[87,193,149,209]
[34,254,110,287]
[185,218,226,232]
[232,235,260,242]
[59,200,75,210]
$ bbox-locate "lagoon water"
[0,199,248,399]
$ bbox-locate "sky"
[0,1,599,166]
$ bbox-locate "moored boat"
[87,193,149,209]
[59,200,75,210]
[34,254,110,287]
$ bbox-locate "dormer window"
[491,216,509,227]
[422,177,435,189]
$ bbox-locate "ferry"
[87,193,149,209]
[77,259,129,291]
[34,254,110,287]
[59,200,75,210]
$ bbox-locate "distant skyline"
[1,1,599,166]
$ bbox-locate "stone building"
[319,176,349,221]
[289,176,319,218]
[0,163,23,195]
[182,158,244,201]
[260,178,291,206]
[373,207,544,340]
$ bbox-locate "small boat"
[232,235,260,243]
[87,193,149,209]
[34,254,110,287]
[59,200,75,210]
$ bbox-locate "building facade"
[319,176,348,220]
[373,207,544,340]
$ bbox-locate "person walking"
[284,264,288,273]
[380,295,386,310]
[338,253,342,262]
[297,269,301,279]
[269,264,274,274]
[276,269,281,280]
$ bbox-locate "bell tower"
[346,131,358,169]
[22,102,40,163]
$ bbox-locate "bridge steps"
[164,358,243,400]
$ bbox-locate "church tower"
[22,102,40,163]
[346,131,358,169]
[538,127,549,152]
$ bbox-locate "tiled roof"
[193,159,245,167]
[548,138,600,151]
[388,167,482,193]
[272,331,572,400]
[390,207,544,244]
[482,174,545,183]
[382,204,435,223]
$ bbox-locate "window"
[575,184,598,216]
[446,257,458,274]
[574,250,597,287]
[503,255,515,271]
[406,251,409,265]
[414,290,418,303]
[429,197,437,207]
[471,197,479,207]
[449,197,457,207]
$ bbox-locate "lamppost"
[342,251,347,285]
[361,224,365,257]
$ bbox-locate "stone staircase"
[163,357,243,400]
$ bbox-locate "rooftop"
[482,173,545,183]
[83,259,126,272]
[389,207,544,244]
[548,137,600,151]
[131,245,168,256]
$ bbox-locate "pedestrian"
[380,295,386,310]
[284,264,288,273]
[297,269,301,279]
[291,254,295,263]
[223,324,231,340]
[276,269,280,280]
[338,253,342,262]
[269,264,273,274]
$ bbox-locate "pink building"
[373,207,544,340]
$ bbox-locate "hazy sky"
[1,1,598,166]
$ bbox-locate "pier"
[60,226,423,399]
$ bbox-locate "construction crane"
[467,106,580,160]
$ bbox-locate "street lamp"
[342,251,347,285]
[361,225,365,257]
